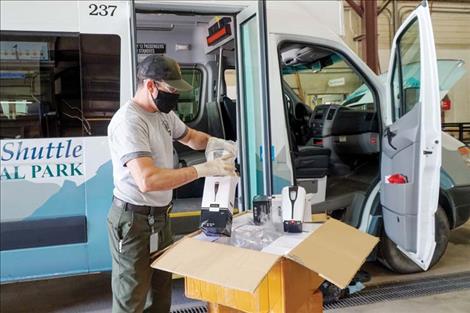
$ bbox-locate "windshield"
[343,59,467,108]
[281,47,374,112]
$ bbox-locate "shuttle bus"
[1,0,469,282]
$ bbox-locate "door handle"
[385,127,397,150]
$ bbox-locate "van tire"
[379,206,450,274]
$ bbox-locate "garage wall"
[343,0,470,124]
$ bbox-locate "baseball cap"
[137,55,193,92]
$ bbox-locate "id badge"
[150,232,159,254]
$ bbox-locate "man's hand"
[206,137,237,158]
[193,155,237,178]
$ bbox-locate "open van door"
[381,1,441,270]
[236,3,273,210]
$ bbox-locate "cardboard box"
[152,216,378,312]
[186,258,324,313]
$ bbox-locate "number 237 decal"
[89,4,117,16]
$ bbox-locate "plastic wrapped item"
[199,138,238,237]
[270,195,284,232]
[206,138,237,161]
[228,219,283,251]
[200,208,233,237]
[253,195,271,225]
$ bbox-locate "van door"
[381,2,441,270]
[236,4,272,209]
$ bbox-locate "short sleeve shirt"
[108,100,188,206]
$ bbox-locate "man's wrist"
[206,136,214,149]
[192,164,204,178]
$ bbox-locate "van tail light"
[386,173,408,184]
[458,146,470,167]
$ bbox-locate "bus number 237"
[89,4,117,17]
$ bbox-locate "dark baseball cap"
[137,55,193,92]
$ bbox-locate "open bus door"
[236,3,273,211]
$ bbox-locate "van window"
[390,18,421,120]
[0,32,121,139]
[175,68,202,123]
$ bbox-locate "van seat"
[294,145,330,178]
[221,96,237,141]
[311,176,369,213]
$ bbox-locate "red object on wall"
[441,99,452,111]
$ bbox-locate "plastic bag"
[206,138,237,161]
[229,219,283,251]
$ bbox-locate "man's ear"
[146,79,156,94]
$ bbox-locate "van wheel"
[378,206,450,274]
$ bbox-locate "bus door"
[236,1,342,205]
[236,3,273,210]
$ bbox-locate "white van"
[1,0,469,282]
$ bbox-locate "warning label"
[137,43,166,55]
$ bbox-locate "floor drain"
[170,303,208,313]
[324,271,470,310]
[169,272,470,312]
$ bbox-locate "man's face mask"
[152,85,179,114]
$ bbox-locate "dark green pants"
[107,202,174,313]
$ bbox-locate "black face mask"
[153,90,179,114]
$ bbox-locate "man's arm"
[127,155,236,193]
[127,157,198,192]
[178,128,210,150]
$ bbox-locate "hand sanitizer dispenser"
[200,176,239,236]
[281,186,306,233]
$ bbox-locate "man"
[107,54,236,313]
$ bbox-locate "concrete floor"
[0,274,202,313]
[1,221,469,313]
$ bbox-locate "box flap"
[151,237,281,293]
[287,218,379,289]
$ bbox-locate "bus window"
[80,34,121,136]
[175,68,202,123]
[0,32,121,139]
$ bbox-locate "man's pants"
[107,202,174,313]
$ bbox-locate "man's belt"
[112,197,171,216]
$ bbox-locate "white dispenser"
[281,186,306,233]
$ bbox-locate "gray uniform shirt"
[108,100,188,206]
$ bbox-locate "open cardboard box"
[152,215,378,311]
